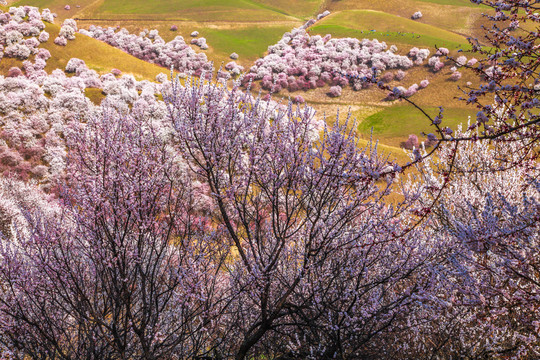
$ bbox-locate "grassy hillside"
[357,105,476,147]
[2,0,487,150]
[323,0,488,39]
[0,21,170,81]
[310,10,471,50]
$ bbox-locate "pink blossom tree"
[166,76,429,359]
[0,106,228,359]
[404,125,540,357]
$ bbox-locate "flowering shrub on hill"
[0,6,47,59]
[428,56,445,72]
[54,18,77,46]
[244,15,431,97]
[411,11,423,19]
[450,71,462,81]
[81,25,213,76]
[408,46,430,64]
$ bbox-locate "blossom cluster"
[0,6,49,60]
[190,36,208,50]
[0,43,175,189]
[244,15,432,97]
[80,25,213,76]
[54,18,77,46]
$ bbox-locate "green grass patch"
[357,105,476,147]
[93,0,294,21]
[99,0,262,14]
[203,25,291,62]
[248,0,323,18]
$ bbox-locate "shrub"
[456,55,467,66]
[380,72,394,83]
[317,10,331,20]
[37,31,49,43]
[467,58,478,67]
[65,58,86,73]
[36,48,51,61]
[394,70,407,81]
[7,67,23,78]
[428,56,445,72]
[435,47,449,56]
[41,9,55,23]
[328,85,342,97]
[4,44,31,59]
[402,134,419,149]
[54,36,67,46]
[450,71,462,81]
[155,73,168,83]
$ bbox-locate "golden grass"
[39,23,169,81]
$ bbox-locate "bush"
[394,70,407,81]
[7,67,23,78]
[54,36,67,46]
[380,72,394,83]
[456,55,467,67]
[428,56,445,72]
[65,58,86,73]
[38,31,49,43]
[402,134,419,149]
[435,47,449,56]
[450,71,462,81]
[328,85,342,97]
[467,58,478,67]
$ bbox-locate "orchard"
[0,1,538,359]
